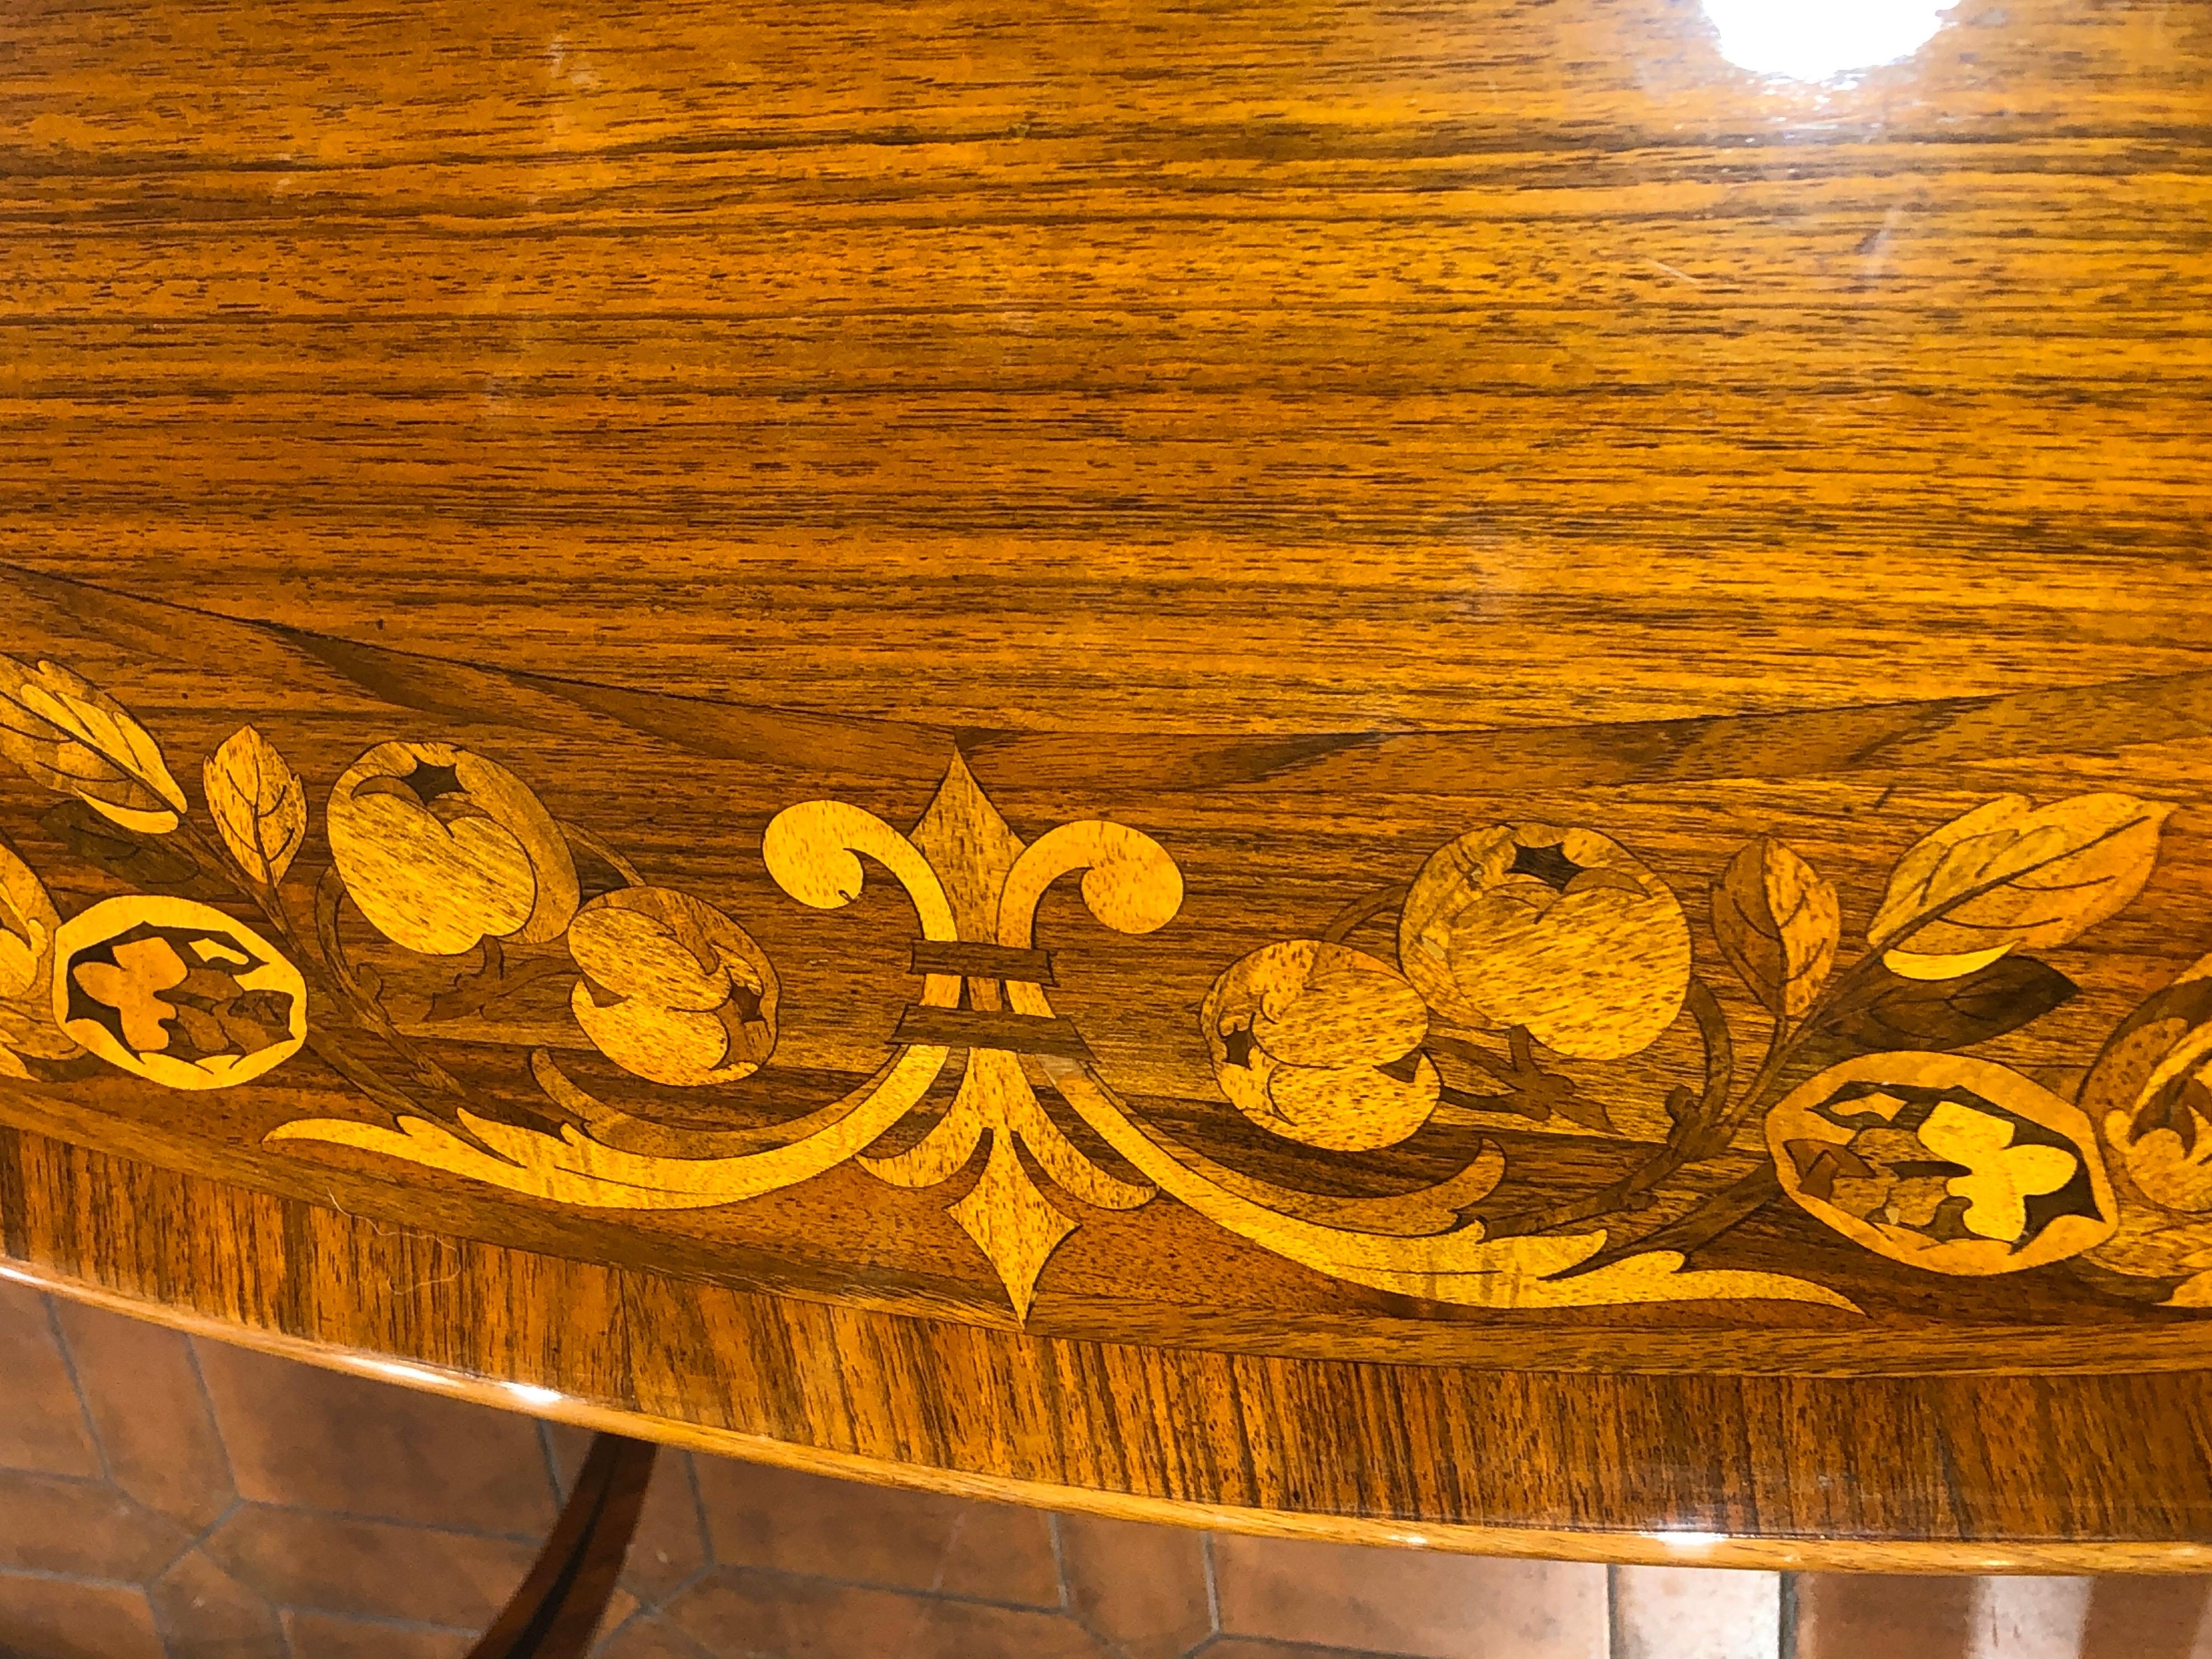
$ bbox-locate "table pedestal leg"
[467,1432,660,1659]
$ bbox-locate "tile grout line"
[684,1449,716,1578]
[147,1494,245,1595]
[1181,1629,1447,1659]
[1048,1508,1070,1611]
[536,1415,568,1505]
[632,1561,719,1627]
[146,1338,255,1658]
[271,1600,484,1638]
[1778,1571,1799,1659]
[40,1291,114,1485]
[181,1333,244,1498]
[658,1610,723,1659]
[221,1491,555,1545]
[589,1605,656,1656]
[1606,1561,1621,1659]
[698,1558,1086,1620]
[0,1563,163,1592]
[0,1464,120,1492]
[1202,1531,1222,1637]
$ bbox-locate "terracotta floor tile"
[191,1338,557,1533]
[1213,1537,1606,1659]
[593,1611,719,1659]
[2081,1575,2212,1658]
[202,1502,543,1629]
[1798,1576,2135,1659]
[1794,1574,1976,1659]
[546,1421,589,1486]
[1202,1641,1452,1659]
[0,1284,101,1480]
[622,1460,713,1607]
[664,1566,1110,1658]
[548,1425,711,1605]
[279,1609,477,1659]
[0,1468,196,1579]
[1060,1512,1214,1659]
[150,1544,285,1659]
[0,1571,167,1659]
[53,1299,234,1530]
[1612,1565,1780,1659]
[1960,1578,2095,1659]
[694,1458,1062,1606]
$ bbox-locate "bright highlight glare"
[1703,0,1953,81]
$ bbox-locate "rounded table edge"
[5,1256,2204,1577]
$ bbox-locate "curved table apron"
[4,0,2212,1573]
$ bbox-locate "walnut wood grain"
[9,1146,2212,1575]
[2,0,2210,1567]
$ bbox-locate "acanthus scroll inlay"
[3,650,2210,1323]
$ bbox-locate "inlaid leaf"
[39,801,204,891]
[0,836,58,1004]
[204,725,307,887]
[0,653,187,834]
[1710,836,1839,1019]
[1869,792,2170,979]
[0,1000,80,1069]
[0,836,77,1076]
[1827,956,2077,1053]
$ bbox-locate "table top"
[4,0,2212,1572]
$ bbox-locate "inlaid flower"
[328,741,579,956]
[2079,973,2212,1219]
[566,887,779,1087]
[2067,970,2212,1299]
[51,894,306,1090]
[1202,939,1440,1151]
[1767,1051,2115,1275]
[1397,823,1691,1060]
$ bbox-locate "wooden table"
[4,0,2211,1597]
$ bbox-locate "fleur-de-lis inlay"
[761,754,1183,1314]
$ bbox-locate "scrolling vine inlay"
[4,651,2210,1323]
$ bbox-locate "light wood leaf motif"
[1398,822,1690,1060]
[0,836,58,1005]
[1869,792,2172,981]
[1711,836,1839,1020]
[52,895,306,1091]
[1767,1051,2116,1275]
[269,751,1855,1316]
[204,725,307,887]
[0,653,187,834]
[1202,940,1440,1151]
[567,887,779,1087]
[0,836,76,1079]
[327,741,579,956]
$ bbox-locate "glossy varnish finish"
[3,0,2211,1563]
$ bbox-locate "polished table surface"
[3,0,2212,1572]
